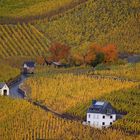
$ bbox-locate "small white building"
[23,61,35,74]
[86,100,117,129]
[0,83,10,96]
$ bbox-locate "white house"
[86,100,117,129]
[23,61,35,74]
[0,83,10,96]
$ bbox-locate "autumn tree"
[71,43,89,65]
[49,43,70,63]
[36,56,46,65]
[102,44,118,62]
[71,43,96,65]
[89,44,103,54]
[92,53,105,67]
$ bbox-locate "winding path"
[27,99,82,121]
[8,74,82,121]
[9,74,27,99]
[88,74,140,83]
[9,72,139,121]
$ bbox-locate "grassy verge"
[0,63,20,82]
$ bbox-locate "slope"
[0,23,50,58]
[36,0,140,53]
[0,96,139,140]
[0,0,87,24]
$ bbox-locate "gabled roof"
[87,100,116,115]
[0,82,6,89]
[52,62,62,66]
[24,61,35,67]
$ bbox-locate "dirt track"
[0,0,88,24]
[27,98,83,121]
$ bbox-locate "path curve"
[88,74,140,83]
[27,98,82,121]
[9,72,139,121]
[9,74,27,98]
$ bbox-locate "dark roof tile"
[87,100,116,114]
[24,61,35,67]
[0,83,6,89]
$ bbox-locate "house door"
[3,90,7,96]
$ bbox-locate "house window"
[102,122,105,125]
[103,116,105,119]
[110,116,113,119]
[88,114,90,118]
[110,122,112,125]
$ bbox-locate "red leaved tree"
[36,56,46,65]
[102,44,118,62]
[49,43,70,63]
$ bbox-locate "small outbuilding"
[51,62,67,68]
[0,83,10,96]
[86,100,117,129]
[23,61,35,74]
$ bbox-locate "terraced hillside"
[0,0,86,24]
[93,63,140,81]
[0,24,50,58]
[27,74,137,114]
[1,96,139,140]
[0,63,20,82]
[25,73,140,134]
[36,0,140,53]
[0,0,139,58]
[0,0,76,18]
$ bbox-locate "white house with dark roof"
[86,100,117,129]
[23,61,35,74]
[0,83,9,96]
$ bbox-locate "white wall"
[23,64,28,68]
[87,113,116,129]
[0,84,10,96]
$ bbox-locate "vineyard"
[24,73,140,134]
[0,96,139,140]
[0,24,50,58]
[0,0,139,58]
[26,74,137,111]
[0,0,88,24]
[0,0,140,139]
[0,0,76,18]
[100,87,140,134]
[0,63,20,82]
[37,0,140,53]
[92,63,140,81]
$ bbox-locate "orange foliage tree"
[36,56,46,65]
[85,44,103,65]
[102,44,118,62]
[72,43,104,65]
[49,43,70,63]
[72,43,118,66]
[48,42,118,66]
[71,43,93,65]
